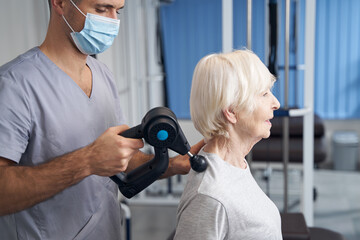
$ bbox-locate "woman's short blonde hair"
[190,49,276,140]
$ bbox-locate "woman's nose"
[272,94,280,110]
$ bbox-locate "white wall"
[0,0,49,65]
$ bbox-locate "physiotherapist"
[0,0,203,239]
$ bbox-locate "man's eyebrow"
[95,4,124,9]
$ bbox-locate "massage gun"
[110,107,207,198]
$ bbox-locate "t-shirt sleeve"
[0,75,30,162]
[174,194,228,240]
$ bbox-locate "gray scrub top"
[0,47,125,239]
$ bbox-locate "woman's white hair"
[190,49,276,140]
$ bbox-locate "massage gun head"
[190,155,207,172]
[142,107,190,154]
[142,107,207,172]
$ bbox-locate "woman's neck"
[203,135,255,169]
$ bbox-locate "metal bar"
[285,0,290,106]
[282,117,289,213]
[144,0,165,109]
[282,0,290,213]
[247,0,252,49]
[264,0,269,66]
[245,0,253,165]
[303,0,316,226]
[289,108,311,117]
[222,0,233,53]
[129,196,180,206]
[274,108,312,117]
[294,0,299,105]
[120,203,132,240]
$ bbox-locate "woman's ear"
[223,108,237,124]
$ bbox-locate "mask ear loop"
[69,0,87,17]
[62,0,87,33]
[62,15,75,32]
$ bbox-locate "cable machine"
[243,0,315,224]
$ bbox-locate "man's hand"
[86,125,144,176]
[162,139,205,178]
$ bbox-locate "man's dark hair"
[48,0,82,10]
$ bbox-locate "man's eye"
[96,8,106,13]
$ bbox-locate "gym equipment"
[268,0,278,76]
[244,0,316,223]
[281,213,345,240]
[110,107,207,198]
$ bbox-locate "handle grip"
[120,124,143,139]
[110,147,169,198]
[109,123,144,189]
[110,124,170,198]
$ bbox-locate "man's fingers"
[122,137,144,149]
[111,125,144,149]
[112,125,130,135]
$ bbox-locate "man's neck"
[39,39,93,98]
[40,39,88,73]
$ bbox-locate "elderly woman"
[174,50,282,240]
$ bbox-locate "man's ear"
[51,0,66,16]
[223,108,237,124]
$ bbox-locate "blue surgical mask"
[62,0,120,55]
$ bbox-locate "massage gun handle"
[109,125,143,197]
[109,124,143,184]
[110,125,169,198]
[110,147,169,198]
[120,124,143,139]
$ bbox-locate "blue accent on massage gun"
[157,130,169,141]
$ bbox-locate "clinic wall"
[315,0,360,119]
[0,1,49,65]
[160,0,223,119]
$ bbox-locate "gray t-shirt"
[174,150,282,240]
[0,47,125,239]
